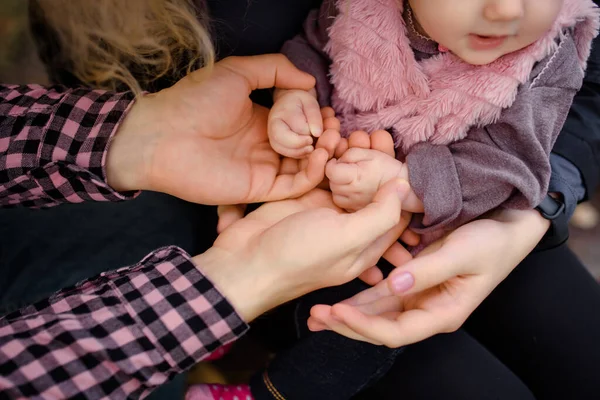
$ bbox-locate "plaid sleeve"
[0,84,140,208]
[0,246,249,399]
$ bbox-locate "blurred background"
[1,1,599,279]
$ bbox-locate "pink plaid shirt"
[0,84,248,398]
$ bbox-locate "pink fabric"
[0,246,249,398]
[1,84,138,208]
[186,384,253,400]
[326,0,600,151]
[204,342,234,361]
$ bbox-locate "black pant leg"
[250,280,403,400]
[465,243,600,399]
[365,330,535,400]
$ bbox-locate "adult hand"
[308,208,550,347]
[194,180,414,322]
[106,54,330,205]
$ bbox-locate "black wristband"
[534,194,570,251]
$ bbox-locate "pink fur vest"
[326,0,600,152]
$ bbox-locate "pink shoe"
[186,384,253,400]
[205,343,234,361]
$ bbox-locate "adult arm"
[0,247,247,399]
[2,55,331,211]
[0,84,137,208]
[0,182,412,398]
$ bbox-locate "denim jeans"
[250,279,404,400]
[0,192,219,400]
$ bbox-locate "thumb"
[219,54,316,94]
[341,179,409,244]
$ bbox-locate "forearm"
[0,246,248,399]
[0,84,138,208]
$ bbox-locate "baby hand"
[268,89,325,159]
[327,147,407,212]
[327,130,423,213]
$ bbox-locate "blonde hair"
[36,0,214,94]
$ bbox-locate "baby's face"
[408,0,564,65]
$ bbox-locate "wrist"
[106,94,156,192]
[193,248,278,322]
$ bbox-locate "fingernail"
[310,125,323,136]
[390,272,414,293]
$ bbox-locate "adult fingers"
[348,131,371,149]
[335,138,349,158]
[383,241,414,268]
[354,209,413,271]
[315,129,341,159]
[358,266,384,286]
[321,107,336,119]
[370,130,396,157]
[385,240,466,296]
[338,180,408,248]
[323,116,341,132]
[330,303,451,348]
[217,204,247,233]
[309,305,380,344]
[219,54,315,94]
[339,280,394,307]
[262,148,329,201]
[400,229,420,246]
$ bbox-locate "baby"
[270,0,599,245]
[193,0,599,399]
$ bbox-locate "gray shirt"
[282,1,585,233]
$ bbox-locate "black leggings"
[361,244,600,400]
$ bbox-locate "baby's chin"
[451,48,508,66]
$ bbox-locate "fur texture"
[326,0,600,152]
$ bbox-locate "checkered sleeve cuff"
[1,84,139,208]
[0,246,249,399]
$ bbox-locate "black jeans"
[249,279,404,400]
[250,244,600,400]
[0,192,219,400]
[359,244,600,400]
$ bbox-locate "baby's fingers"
[301,97,324,137]
[326,158,358,185]
[269,118,314,158]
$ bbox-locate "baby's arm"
[406,33,585,233]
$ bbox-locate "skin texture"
[106,54,330,205]
[308,208,550,347]
[408,0,564,65]
[195,181,414,322]
[105,54,417,323]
